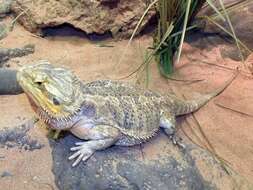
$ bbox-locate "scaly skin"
[17,60,236,167]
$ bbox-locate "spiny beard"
[37,106,81,129]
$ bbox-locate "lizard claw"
[68,142,94,167]
[170,135,185,149]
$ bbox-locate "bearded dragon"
[17,60,236,167]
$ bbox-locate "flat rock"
[190,1,253,61]
[11,0,155,38]
[215,73,253,117]
[51,132,252,190]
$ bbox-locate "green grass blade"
[128,0,158,45]
[203,16,252,53]
[218,0,244,62]
[210,0,252,20]
[206,0,226,21]
[115,0,158,69]
[168,25,197,40]
[118,23,174,80]
[175,0,192,64]
[145,51,151,88]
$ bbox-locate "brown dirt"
[0,17,253,189]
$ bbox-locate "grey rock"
[0,0,13,16]
[11,0,156,38]
[0,22,8,40]
[0,118,44,151]
[0,44,35,67]
[189,1,253,61]
[1,171,13,178]
[219,3,253,61]
[50,132,252,190]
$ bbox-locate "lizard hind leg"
[159,111,185,149]
[69,125,121,167]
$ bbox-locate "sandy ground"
[0,18,253,189]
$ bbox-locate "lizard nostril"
[36,81,42,86]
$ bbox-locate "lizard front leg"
[69,124,121,167]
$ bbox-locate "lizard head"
[17,60,83,121]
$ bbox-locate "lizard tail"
[174,70,238,116]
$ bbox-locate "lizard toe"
[68,142,94,167]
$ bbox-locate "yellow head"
[17,60,83,119]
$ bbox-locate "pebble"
[1,171,13,178]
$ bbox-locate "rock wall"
[11,0,156,38]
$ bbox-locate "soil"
[0,16,253,189]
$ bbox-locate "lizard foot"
[68,142,94,167]
[170,135,186,149]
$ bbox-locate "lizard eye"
[52,97,61,105]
